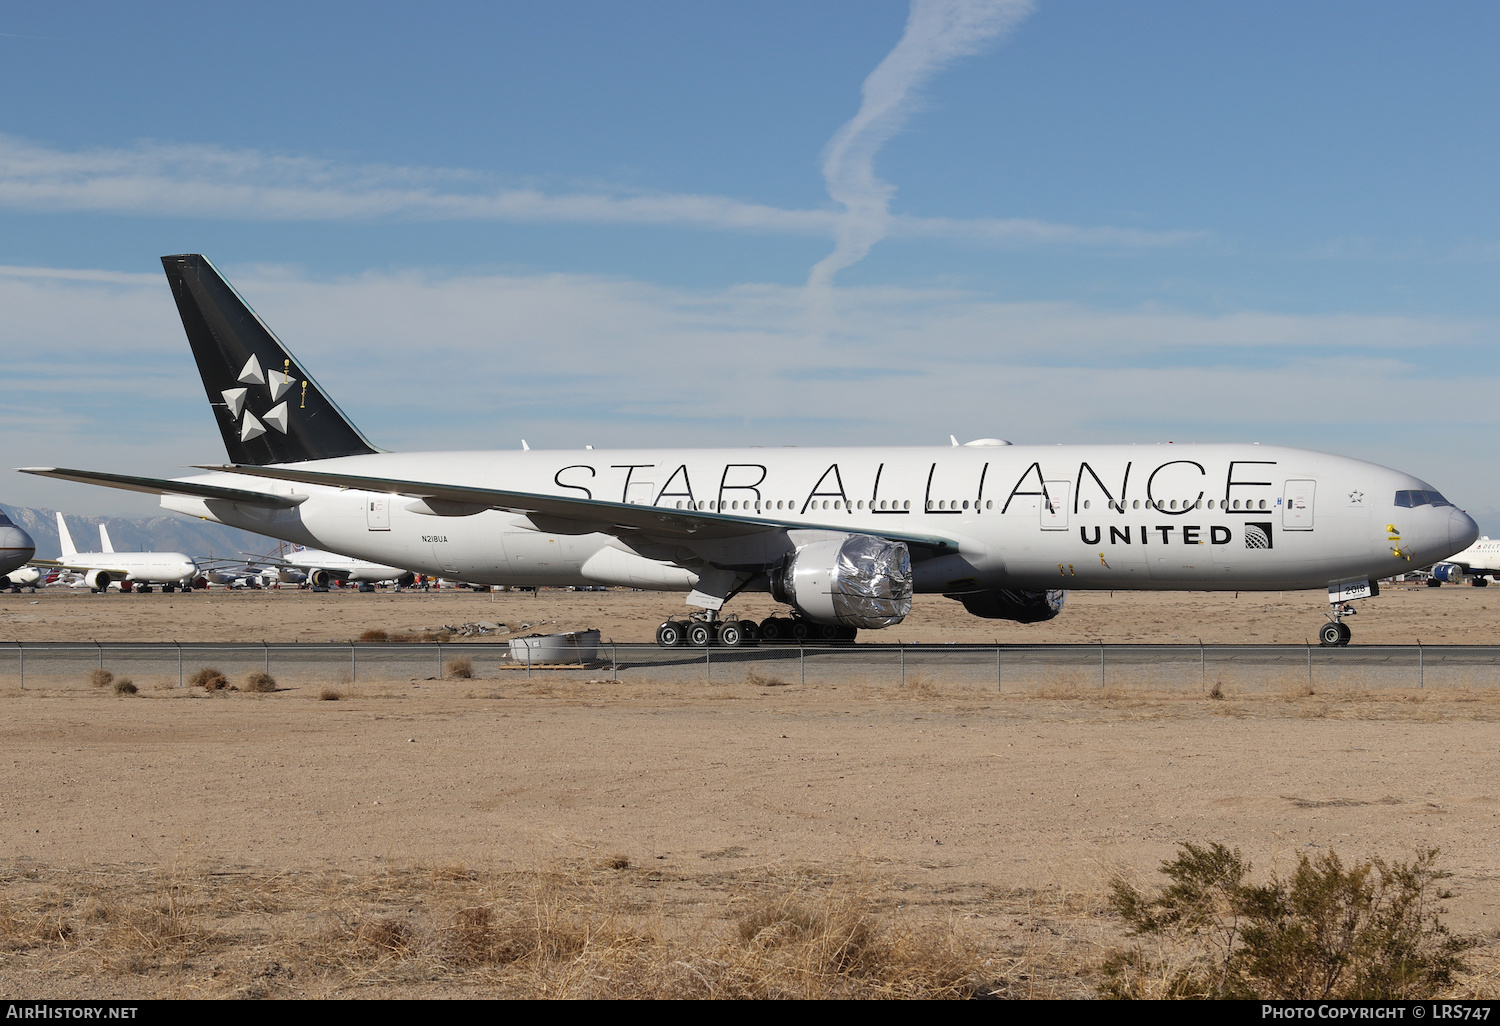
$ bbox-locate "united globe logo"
[1244,522,1273,549]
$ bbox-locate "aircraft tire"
[655,621,686,647]
[1474,578,1490,587]
[1337,622,1352,645]
[1427,579,1442,587]
[789,620,811,642]
[759,617,786,643]
[688,622,714,647]
[1319,622,1342,647]
[718,621,745,647]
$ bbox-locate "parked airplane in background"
[20,254,1480,645]
[0,509,36,588]
[31,513,200,593]
[253,545,416,589]
[1429,536,1500,586]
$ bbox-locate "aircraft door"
[626,482,654,505]
[1041,481,1070,530]
[366,495,390,531]
[1283,480,1315,531]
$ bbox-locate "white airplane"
[0,509,36,588]
[256,544,416,589]
[31,513,200,593]
[1429,535,1500,586]
[20,254,1480,646]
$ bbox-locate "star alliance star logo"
[1348,489,1364,505]
[222,354,297,441]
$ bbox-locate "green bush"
[1103,842,1473,1000]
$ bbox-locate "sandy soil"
[3,586,1499,997]
[2,579,1499,645]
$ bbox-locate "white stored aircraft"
[0,509,36,588]
[31,513,200,593]
[20,254,1479,646]
[255,544,416,589]
[1429,534,1500,586]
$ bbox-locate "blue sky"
[3,2,1500,527]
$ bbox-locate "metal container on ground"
[507,629,601,664]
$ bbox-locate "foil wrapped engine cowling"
[770,534,913,628]
[952,588,1066,623]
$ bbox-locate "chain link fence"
[3,641,1499,692]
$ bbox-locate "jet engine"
[1431,563,1466,584]
[769,534,912,628]
[84,569,113,593]
[950,588,1066,623]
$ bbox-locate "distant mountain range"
[1,504,282,562]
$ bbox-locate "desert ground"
[1,584,1499,998]
[2,577,1499,645]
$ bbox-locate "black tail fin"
[161,254,379,465]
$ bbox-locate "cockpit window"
[1396,490,1453,508]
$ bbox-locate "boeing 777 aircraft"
[1430,536,1500,586]
[21,254,1480,645]
[31,513,200,592]
[251,544,416,589]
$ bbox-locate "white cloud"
[809,0,1036,289]
[0,132,1188,250]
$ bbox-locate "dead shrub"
[745,668,789,688]
[318,688,344,701]
[189,667,228,691]
[358,629,388,642]
[446,656,474,680]
[87,668,113,689]
[1103,842,1474,999]
[242,671,277,693]
[112,679,137,695]
[1208,681,1225,701]
[353,916,415,960]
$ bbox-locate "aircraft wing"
[28,558,135,576]
[18,467,308,509]
[194,463,962,554]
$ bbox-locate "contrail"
[807,0,1033,291]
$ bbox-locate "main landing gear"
[654,611,859,648]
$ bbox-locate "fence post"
[705,641,710,683]
[898,645,904,687]
[996,645,1001,691]
[177,641,182,688]
[95,640,103,670]
[1199,640,1205,693]
[525,641,531,678]
[611,644,617,682]
[1418,641,1423,689]
[17,641,22,690]
[1100,642,1105,688]
[350,641,357,683]
[1307,644,1312,691]
[437,641,443,679]
[263,640,269,675]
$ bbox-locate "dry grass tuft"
[189,667,228,691]
[744,668,789,688]
[318,688,344,702]
[1208,681,1225,701]
[358,628,389,642]
[242,671,277,693]
[446,656,474,680]
[112,678,137,695]
[87,668,113,689]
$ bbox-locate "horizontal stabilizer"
[18,467,308,509]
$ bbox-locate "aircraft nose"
[1451,508,1479,551]
[0,525,36,566]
